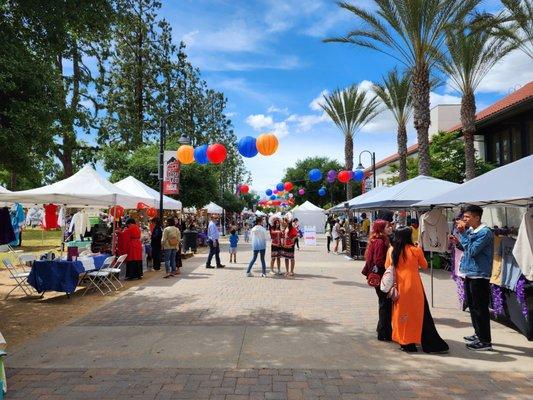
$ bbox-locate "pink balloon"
[273,189,278,194]
[298,188,305,195]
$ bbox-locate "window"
[511,126,522,160]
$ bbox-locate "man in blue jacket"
[450,205,494,351]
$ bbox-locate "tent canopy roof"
[202,202,223,214]
[416,155,533,207]
[350,175,460,210]
[295,200,325,212]
[0,165,151,208]
[0,185,10,194]
[115,176,182,210]
[327,186,387,213]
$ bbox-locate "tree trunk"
[345,134,354,200]
[461,90,477,181]
[412,62,431,176]
[397,123,408,182]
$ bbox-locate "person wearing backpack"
[162,217,181,278]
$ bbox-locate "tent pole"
[111,196,117,255]
[430,250,434,307]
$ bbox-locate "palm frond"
[373,68,413,126]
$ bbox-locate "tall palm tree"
[501,0,533,59]
[324,0,480,176]
[373,69,412,182]
[438,26,516,180]
[320,85,380,199]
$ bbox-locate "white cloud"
[430,92,462,107]
[267,106,289,115]
[475,50,533,94]
[286,113,329,132]
[309,89,329,111]
[215,78,272,105]
[246,114,274,130]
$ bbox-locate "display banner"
[303,226,317,246]
[163,151,180,195]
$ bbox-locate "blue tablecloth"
[28,254,111,294]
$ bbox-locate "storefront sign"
[163,151,180,195]
[304,226,317,246]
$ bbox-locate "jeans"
[164,249,177,273]
[206,239,221,266]
[247,249,266,274]
[465,277,492,343]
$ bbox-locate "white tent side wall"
[293,210,327,233]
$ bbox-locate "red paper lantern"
[146,207,157,218]
[109,205,124,219]
[240,184,249,194]
[207,143,227,164]
[136,202,149,210]
[338,170,352,183]
[284,182,293,191]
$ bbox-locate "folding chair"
[102,254,127,289]
[2,258,32,298]
[83,256,115,296]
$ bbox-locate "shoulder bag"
[380,264,399,302]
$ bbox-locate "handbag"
[380,264,399,302]
[367,265,381,287]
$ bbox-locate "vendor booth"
[115,176,182,210]
[202,202,223,214]
[293,201,327,234]
[416,155,533,340]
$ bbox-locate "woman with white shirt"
[332,219,341,254]
[246,217,268,277]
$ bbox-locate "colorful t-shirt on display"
[490,236,503,285]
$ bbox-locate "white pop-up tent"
[0,165,151,208]
[293,201,327,233]
[115,176,182,210]
[0,185,10,193]
[202,202,223,214]
[327,186,387,213]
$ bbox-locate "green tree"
[500,0,533,59]
[281,157,359,208]
[386,131,493,184]
[320,85,380,199]
[373,69,412,182]
[325,0,479,176]
[438,24,516,180]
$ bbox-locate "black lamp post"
[356,150,376,189]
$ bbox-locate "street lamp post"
[356,150,376,189]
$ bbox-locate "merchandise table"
[28,254,110,295]
[65,240,92,250]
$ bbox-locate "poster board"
[303,226,317,246]
[163,151,180,195]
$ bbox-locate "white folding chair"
[83,256,115,296]
[2,258,33,298]
[102,254,127,288]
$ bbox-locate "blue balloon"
[194,145,209,165]
[318,187,327,197]
[353,169,365,182]
[270,195,277,200]
[266,189,273,196]
[309,168,322,182]
[238,136,258,158]
[276,182,284,191]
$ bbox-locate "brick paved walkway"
[5,237,533,399]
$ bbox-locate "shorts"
[271,245,282,258]
[282,246,295,259]
[229,247,237,254]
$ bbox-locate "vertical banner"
[303,226,317,246]
[163,151,180,195]
[362,172,373,193]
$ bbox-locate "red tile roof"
[369,81,533,171]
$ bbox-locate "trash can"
[182,230,198,253]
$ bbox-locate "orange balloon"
[256,133,278,156]
[177,145,195,164]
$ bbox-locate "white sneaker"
[269,271,276,275]
[260,273,266,277]
[246,272,253,277]
[276,270,283,275]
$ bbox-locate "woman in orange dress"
[385,226,448,353]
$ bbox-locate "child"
[229,228,239,263]
[243,223,250,243]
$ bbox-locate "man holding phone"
[449,205,493,351]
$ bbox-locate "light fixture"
[356,163,364,170]
[178,133,191,145]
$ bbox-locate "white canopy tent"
[293,201,327,233]
[0,165,151,208]
[115,176,182,210]
[202,202,223,214]
[327,186,388,213]
[0,185,10,193]
[349,175,460,210]
[415,155,533,208]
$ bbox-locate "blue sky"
[160,0,532,193]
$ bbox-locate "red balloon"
[240,184,249,194]
[136,202,149,210]
[109,205,124,219]
[146,207,157,218]
[207,143,227,164]
[338,170,352,183]
[284,182,293,191]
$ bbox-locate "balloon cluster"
[136,202,157,218]
[238,133,279,158]
[308,168,365,183]
[176,143,228,165]
[257,181,297,208]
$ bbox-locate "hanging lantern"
[238,136,258,158]
[136,202,149,210]
[308,168,322,182]
[284,182,294,191]
[353,170,365,182]
[318,187,327,197]
[109,205,124,220]
[298,188,305,196]
[338,170,352,183]
[256,133,279,156]
[276,182,284,192]
[207,143,227,164]
[240,184,250,194]
[146,207,157,218]
[270,195,277,200]
[194,145,209,165]
[177,145,195,164]
[327,169,337,179]
[266,189,273,196]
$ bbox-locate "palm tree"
[501,0,533,59]
[373,69,412,182]
[320,85,380,199]
[324,0,480,176]
[438,26,516,180]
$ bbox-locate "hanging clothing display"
[68,210,91,240]
[26,206,44,228]
[513,208,533,281]
[419,209,449,252]
[9,203,25,246]
[0,207,16,245]
[57,206,66,228]
[500,237,521,291]
[43,204,59,230]
[490,236,503,285]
